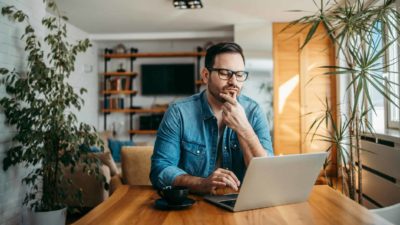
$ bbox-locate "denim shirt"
[150,90,274,189]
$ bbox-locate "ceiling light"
[173,0,203,9]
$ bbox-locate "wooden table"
[73,185,390,225]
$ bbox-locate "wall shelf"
[129,130,158,135]
[102,72,138,77]
[102,90,138,95]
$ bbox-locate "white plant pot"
[24,207,67,225]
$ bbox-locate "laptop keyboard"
[223,194,238,198]
[220,199,237,208]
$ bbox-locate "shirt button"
[224,146,227,150]
[234,144,237,148]
[196,150,200,154]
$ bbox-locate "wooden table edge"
[72,185,130,225]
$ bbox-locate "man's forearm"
[237,123,267,166]
[172,174,206,193]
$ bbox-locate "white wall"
[0,1,97,224]
[0,1,45,224]
[63,16,99,129]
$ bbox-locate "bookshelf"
[101,48,205,139]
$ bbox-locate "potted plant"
[1,1,106,224]
[286,0,400,203]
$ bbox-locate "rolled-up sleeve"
[150,104,187,189]
[251,104,274,156]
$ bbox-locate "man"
[150,42,273,194]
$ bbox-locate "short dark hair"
[205,42,245,68]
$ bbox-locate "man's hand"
[220,92,252,135]
[200,168,240,194]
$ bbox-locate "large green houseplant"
[287,0,400,203]
[0,1,106,212]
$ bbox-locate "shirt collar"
[200,90,215,120]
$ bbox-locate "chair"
[121,146,154,185]
[370,203,400,224]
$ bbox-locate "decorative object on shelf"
[0,1,106,222]
[111,121,125,137]
[116,63,126,72]
[114,43,127,54]
[173,0,203,9]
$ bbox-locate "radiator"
[358,135,400,209]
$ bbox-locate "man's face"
[202,53,245,103]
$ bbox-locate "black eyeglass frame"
[206,67,249,82]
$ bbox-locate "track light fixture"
[173,0,203,9]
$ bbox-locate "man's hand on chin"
[219,92,252,135]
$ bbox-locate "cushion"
[88,151,119,176]
[99,131,113,153]
[108,138,134,163]
[96,151,119,176]
[89,146,101,152]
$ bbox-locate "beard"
[208,80,241,104]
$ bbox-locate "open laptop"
[204,152,328,212]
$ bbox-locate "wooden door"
[273,23,337,156]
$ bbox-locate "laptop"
[204,152,328,212]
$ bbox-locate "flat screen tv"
[141,64,195,95]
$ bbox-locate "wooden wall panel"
[273,23,336,156]
[273,32,301,155]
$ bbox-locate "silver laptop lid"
[233,152,327,211]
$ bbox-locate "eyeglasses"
[207,67,249,82]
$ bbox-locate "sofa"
[63,131,121,208]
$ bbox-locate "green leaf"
[300,20,320,49]
[0,68,9,74]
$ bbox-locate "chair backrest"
[370,203,400,224]
[121,146,154,185]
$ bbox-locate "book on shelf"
[102,97,125,109]
[105,77,131,91]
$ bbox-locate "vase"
[24,207,67,225]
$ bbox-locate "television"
[141,64,195,95]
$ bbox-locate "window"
[384,9,400,130]
[386,24,400,129]
[367,18,399,131]
[368,21,386,132]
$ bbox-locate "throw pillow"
[108,139,135,163]
[79,144,101,153]
[97,151,119,176]
[89,146,101,152]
